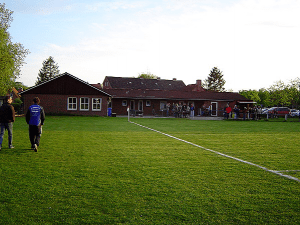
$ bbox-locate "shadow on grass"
[0,148,36,154]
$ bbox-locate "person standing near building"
[26,97,45,152]
[257,106,262,120]
[225,105,232,119]
[0,96,15,150]
[166,103,170,117]
[190,104,195,117]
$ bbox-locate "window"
[92,98,102,111]
[146,100,151,107]
[122,100,127,106]
[80,97,89,110]
[68,97,77,110]
[160,101,167,110]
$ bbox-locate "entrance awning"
[237,101,257,104]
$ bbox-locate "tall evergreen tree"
[204,67,226,92]
[36,56,60,85]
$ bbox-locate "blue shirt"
[28,105,42,126]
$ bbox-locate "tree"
[204,67,226,92]
[36,56,60,85]
[0,3,29,95]
[239,89,261,103]
[13,81,28,91]
[258,88,272,107]
[289,78,300,108]
[137,72,158,79]
[0,28,14,95]
[0,3,13,30]
[268,80,290,106]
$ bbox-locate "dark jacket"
[0,103,15,123]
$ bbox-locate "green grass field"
[0,116,299,224]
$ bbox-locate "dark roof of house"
[104,88,250,101]
[91,84,102,89]
[104,76,186,90]
[20,72,111,96]
[181,84,206,92]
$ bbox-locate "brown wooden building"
[20,73,111,116]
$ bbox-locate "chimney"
[173,78,177,81]
[196,80,202,87]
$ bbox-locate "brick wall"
[111,98,203,116]
[110,98,237,117]
[23,94,109,116]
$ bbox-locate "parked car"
[262,107,290,116]
[261,108,269,114]
[262,107,276,114]
[290,109,300,117]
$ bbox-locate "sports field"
[0,116,299,224]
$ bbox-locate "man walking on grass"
[0,96,15,151]
[26,97,45,152]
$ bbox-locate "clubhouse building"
[20,72,252,117]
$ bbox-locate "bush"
[12,98,23,114]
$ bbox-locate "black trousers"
[29,125,42,147]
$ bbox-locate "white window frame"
[122,100,127,106]
[211,102,218,117]
[92,98,102,111]
[68,97,77,110]
[80,97,89,111]
[160,101,167,110]
[146,100,151,107]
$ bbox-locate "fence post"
[127,106,130,122]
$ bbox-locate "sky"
[3,0,300,91]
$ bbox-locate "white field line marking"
[130,121,300,183]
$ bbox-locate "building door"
[211,102,218,116]
[188,101,194,107]
[138,100,143,111]
[130,100,135,110]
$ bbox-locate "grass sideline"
[0,116,299,224]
